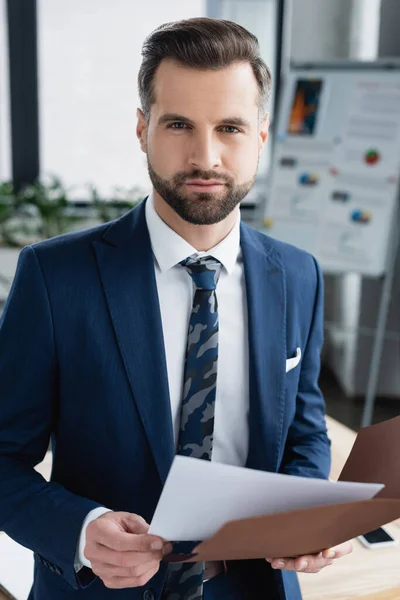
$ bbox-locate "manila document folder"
[160,416,400,562]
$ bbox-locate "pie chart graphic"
[351,209,372,225]
[299,172,319,186]
[364,149,380,166]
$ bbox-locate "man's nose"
[188,132,222,171]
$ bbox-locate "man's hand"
[266,541,353,574]
[84,511,172,589]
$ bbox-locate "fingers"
[265,540,354,573]
[293,553,334,573]
[90,545,161,569]
[266,552,335,573]
[322,541,353,559]
[84,511,173,589]
[92,554,160,579]
[89,542,173,569]
[100,563,161,589]
[86,513,164,553]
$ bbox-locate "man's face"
[137,59,269,225]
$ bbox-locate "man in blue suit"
[0,17,352,600]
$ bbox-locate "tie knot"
[180,255,222,291]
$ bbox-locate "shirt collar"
[145,193,240,275]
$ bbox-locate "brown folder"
[165,416,400,562]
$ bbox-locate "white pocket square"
[286,347,302,373]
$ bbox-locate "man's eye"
[169,122,188,130]
[168,123,240,133]
[221,126,240,134]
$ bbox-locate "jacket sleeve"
[0,246,103,589]
[280,256,331,480]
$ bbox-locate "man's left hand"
[266,541,353,574]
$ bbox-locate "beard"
[147,157,257,225]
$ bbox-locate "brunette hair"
[138,17,272,120]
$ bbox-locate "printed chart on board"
[263,64,400,276]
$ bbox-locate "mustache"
[173,170,233,185]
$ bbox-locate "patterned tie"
[162,255,223,600]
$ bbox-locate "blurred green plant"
[18,175,82,240]
[0,175,145,247]
[86,183,142,223]
[0,181,20,247]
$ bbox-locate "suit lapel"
[241,224,287,473]
[93,200,174,484]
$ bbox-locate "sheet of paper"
[149,456,384,541]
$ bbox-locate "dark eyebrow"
[219,117,251,129]
[158,114,194,125]
[158,113,251,129]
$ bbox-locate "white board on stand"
[264,61,400,276]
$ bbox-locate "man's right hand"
[84,511,172,589]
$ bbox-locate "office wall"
[290,0,352,61]
[379,0,400,56]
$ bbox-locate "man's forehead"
[153,59,259,107]
[155,57,255,79]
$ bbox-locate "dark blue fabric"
[204,560,280,600]
[0,198,330,599]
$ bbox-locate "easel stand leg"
[361,216,399,428]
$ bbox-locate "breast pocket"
[286,347,301,373]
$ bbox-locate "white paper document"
[149,456,384,541]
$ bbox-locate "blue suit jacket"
[0,199,331,599]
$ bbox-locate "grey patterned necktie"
[163,255,223,600]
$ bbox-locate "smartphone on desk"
[358,527,398,549]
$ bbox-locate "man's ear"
[259,113,270,153]
[136,108,148,153]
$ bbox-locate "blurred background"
[0,0,399,429]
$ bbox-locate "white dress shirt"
[76,194,249,569]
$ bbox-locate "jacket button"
[143,590,155,600]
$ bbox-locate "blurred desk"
[299,415,400,600]
[363,591,400,600]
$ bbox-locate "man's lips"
[185,179,225,186]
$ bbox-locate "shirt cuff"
[74,507,112,572]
